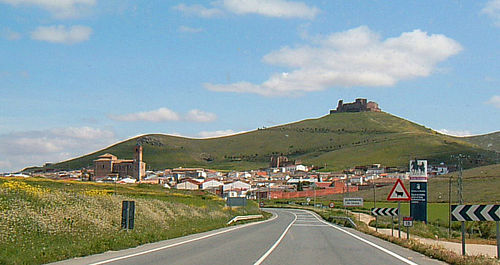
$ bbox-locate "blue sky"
[1,0,499,172]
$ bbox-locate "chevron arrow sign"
[451,205,500,222]
[371,207,399,216]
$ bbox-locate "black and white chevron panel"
[371,208,398,216]
[451,205,500,222]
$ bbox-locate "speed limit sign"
[329,202,335,208]
[259,202,264,207]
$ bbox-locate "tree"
[297,181,303,191]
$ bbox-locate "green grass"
[0,177,262,265]
[463,131,500,152]
[323,164,500,204]
[28,112,498,172]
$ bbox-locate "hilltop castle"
[94,144,146,181]
[330,98,381,114]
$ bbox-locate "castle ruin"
[330,98,381,114]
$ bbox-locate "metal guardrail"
[227,215,264,225]
[329,216,357,228]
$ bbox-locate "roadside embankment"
[0,177,264,265]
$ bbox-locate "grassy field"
[463,131,500,152]
[28,112,497,172]
[324,164,500,204]
[0,177,262,265]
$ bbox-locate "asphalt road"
[52,208,446,265]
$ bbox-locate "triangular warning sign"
[387,179,411,201]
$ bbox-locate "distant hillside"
[325,164,500,203]
[462,131,500,153]
[31,112,498,172]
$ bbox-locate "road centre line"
[89,213,278,265]
[253,212,298,265]
[304,210,419,265]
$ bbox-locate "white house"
[117,177,137,184]
[295,165,308,172]
[223,180,251,191]
[175,179,200,190]
[202,179,223,190]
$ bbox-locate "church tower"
[135,144,143,162]
[133,144,146,181]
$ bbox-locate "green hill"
[462,131,500,152]
[31,112,498,172]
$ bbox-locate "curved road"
[53,208,446,265]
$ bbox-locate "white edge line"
[253,212,297,265]
[89,213,278,265]
[293,224,329,227]
[304,210,419,265]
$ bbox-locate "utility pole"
[448,175,452,238]
[458,154,466,256]
[347,174,350,198]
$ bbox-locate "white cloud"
[0,127,116,172]
[173,0,319,19]
[482,0,500,27]
[109,108,217,123]
[198,129,238,138]
[205,26,462,96]
[0,0,95,19]
[185,109,217,122]
[486,95,500,108]
[110,107,181,122]
[1,28,21,40]
[173,3,224,18]
[437,129,474,137]
[221,0,319,19]
[178,25,203,33]
[31,25,92,44]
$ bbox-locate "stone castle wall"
[330,98,381,114]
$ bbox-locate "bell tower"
[135,144,143,162]
[133,144,145,181]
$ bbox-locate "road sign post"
[371,208,398,234]
[497,221,499,260]
[391,216,394,237]
[410,159,428,223]
[343,198,363,207]
[398,201,401,238]
[121,201,135,230]
[403,216,413,240]
[451,204,500,259]
[386,179,411,239]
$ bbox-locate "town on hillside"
[4,141,451,201]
